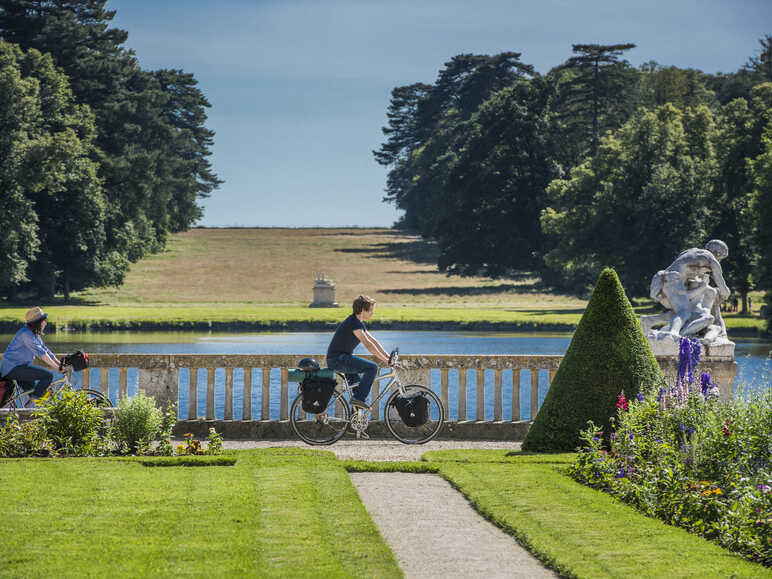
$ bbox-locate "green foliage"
[435,80,557,276]
[206,427,223,455]
[542,103,720,294]
[569,386,772,566]
[522,268,662,452]
[114,390,162,454]
[748,95,772,324]
[37,389,107,456]
[0,1,220,299]
[140,455,236,467]
[156,400,177,456]
[0,413,52,457]
[551,42,638,159]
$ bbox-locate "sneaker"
[349,399,368,410]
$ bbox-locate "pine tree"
[522,268,662,452]
[552,43,637,160]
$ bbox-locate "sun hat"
[24,306,48,324]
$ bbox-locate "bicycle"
[289,348,445,445]
[0,352,112,410]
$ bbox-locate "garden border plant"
[569,337,772,566]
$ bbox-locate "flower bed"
[570,338,772,566]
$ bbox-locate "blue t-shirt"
[326,314,366,360]
[0,326,54,377]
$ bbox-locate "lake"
[1,331,769,420]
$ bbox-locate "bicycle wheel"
[81,389,113,407]
[385,384,444,444]
[290,390,350,445]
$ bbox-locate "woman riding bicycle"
[0,307,62,408]
[326,295,390,409]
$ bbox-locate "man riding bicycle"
[0,307,62,408]
[326,295,390,409]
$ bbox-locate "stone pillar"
[309,273,339,308]
[138,368,178,409]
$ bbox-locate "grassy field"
[78,228,587,308]
[2,448,768,578]
[0,227,766,333]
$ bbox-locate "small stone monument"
[309,273,339,308]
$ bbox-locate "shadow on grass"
[335,239,439,264]
[0,296,102,307]
[381,284,532,297]
[510,308,587,315]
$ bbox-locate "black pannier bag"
[301,377,337,413]
[393,392,429,427]
[64,350,89,371]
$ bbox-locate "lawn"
[0,449,400,578]
[3,448,770,578]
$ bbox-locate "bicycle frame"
[335,365,406,413]
[2,367,75,408]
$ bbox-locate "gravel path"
[222,439,554,577]
[350,473,556,578]
[221,439,522,461]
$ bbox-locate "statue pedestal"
[648,333,737,401]
[646,331,735,359]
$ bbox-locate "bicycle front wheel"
[385,384,444,444]
[290,390,350,445]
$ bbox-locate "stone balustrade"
[1,352,737,439]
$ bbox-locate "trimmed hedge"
[522,268,662,452]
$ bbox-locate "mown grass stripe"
[437,461,771,579]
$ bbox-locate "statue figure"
[641,240,732,350]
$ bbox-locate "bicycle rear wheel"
[290,390,350,445]
[81,389,112,407]
[385,384,444,444]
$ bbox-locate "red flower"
[616,391,629,411]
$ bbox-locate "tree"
[747,85,772,323]
[541,104,720,295]
[551,43,638,161]
[374,53,533,231]
[522,268,662,452]
[433,80,557,276]
[0,0,220,281]
[0,38,110,300]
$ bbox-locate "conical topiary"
[522,268,663,452]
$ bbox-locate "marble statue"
[640,240,735,356]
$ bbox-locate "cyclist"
[326,295,390,409]
[0,307,62,408]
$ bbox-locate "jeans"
[326,354,377,402]
[3,364,53,398]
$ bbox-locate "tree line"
[0,0,220,301]
[375,37,772,317]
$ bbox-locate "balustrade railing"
[71,354,564,423]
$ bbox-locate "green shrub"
[522,267,663,452]
[156,401,177,456]
[0,413,52,457]
[38,389,106,456]
[206,427,223,455]
[114,391,163,454]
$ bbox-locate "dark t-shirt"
[326,314,366,360]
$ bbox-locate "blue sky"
[106,0,772,227]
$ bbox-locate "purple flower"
[756,484,771,493]
[628,433,634,441]
[689,339,701,375]
[636,392,644,402]
[616,466,626,478]
[678,338,691,382]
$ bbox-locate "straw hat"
[25,306,48,324]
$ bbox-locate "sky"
[106,0,772,227]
